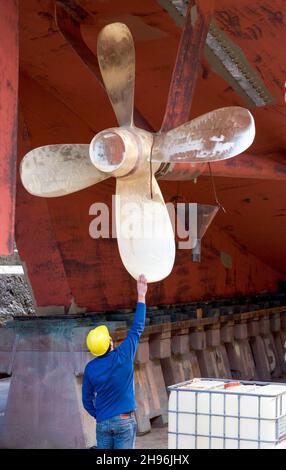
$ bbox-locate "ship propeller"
[20,23,255,282]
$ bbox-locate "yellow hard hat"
[86,325,110,356]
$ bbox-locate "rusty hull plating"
[3,0,284,311]
[0,0,286,449]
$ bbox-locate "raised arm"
[137,274,148,304]
[117,274,148,359]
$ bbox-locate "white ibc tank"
[168,378,286,449]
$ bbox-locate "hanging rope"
[208,162,226,213]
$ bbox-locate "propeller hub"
[89,128,138,177]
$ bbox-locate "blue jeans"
[96,414,137,449]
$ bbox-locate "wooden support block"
[206,327,220,347]
[135,338,149,364]
[270,314,281,333]
[149,330,171,360]
[234,324,248,340]
[134,360,168,435]
[281,312,286,330]
[249,336,271,381]
[247,320,260,337]
[161,351,201,388]
[196,308,203,320]
[197,341,231,379]
[259,317,271,336]
[189,330,206,350]
[276,330,286,374]
[171,332,189,355]
[225,339,256,380]
[220,324,234,343]
[261,334,281,379]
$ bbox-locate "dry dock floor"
[136,425,168,449]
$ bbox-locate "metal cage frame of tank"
[168,377,286,449]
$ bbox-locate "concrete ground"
[136,426,168,449]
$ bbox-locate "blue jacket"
[82,302,146,422]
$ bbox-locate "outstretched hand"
[137,274,148,303]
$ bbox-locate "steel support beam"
[160,0,214,132]
[201,154,286,180]
[158,154,286,181]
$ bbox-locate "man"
[82,274,148,449]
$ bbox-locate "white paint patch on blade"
[164,137,234,160]
[0,266,24,275]
[210,135,225,142]
[152,106,255,164]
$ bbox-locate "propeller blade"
[151,107,255,164]
[115,173,175,283]
[20,144,109,197]
[97,23,135,127]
